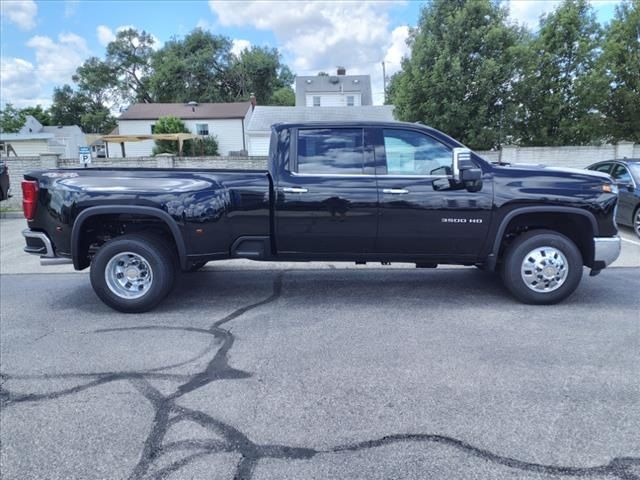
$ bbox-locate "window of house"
[196,123,209,136]
[313,96,321,107]
[346,95,355,106]
[382,129,452,176]
[150,124,156,134]
[0,142,5,153]
[296,128,364,175]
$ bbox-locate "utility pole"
[382,61,387,103]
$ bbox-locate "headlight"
[602,183,618,194]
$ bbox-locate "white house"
[0,116,86,158]
[110,102,253,157]
[295,68,373,107]
[246,105,396,156]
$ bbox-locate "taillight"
[22,180,38,221]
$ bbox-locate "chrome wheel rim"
[635,210,640,237]
[105,252,153,299]
[520,246,568,293]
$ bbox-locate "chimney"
[337,66,346,76]
[250,93,256,110]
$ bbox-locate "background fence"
[2,141,638,209]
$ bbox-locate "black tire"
[633,206,640,239]
[186,261,207,272]
[90,234,176,313]
[501,230,583,305]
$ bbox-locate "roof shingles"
[118,102,251,120]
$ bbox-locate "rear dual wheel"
[501,230,583,305]
[90,234,176,313]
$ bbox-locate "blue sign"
[79,146,91,165]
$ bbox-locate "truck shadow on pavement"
[1,269,639,479]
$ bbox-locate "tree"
[270,86,295,106]
[515,0,603,145]
[80,108,117,134]
[388,0,526,150]
[20,105,51,126]
[152,116,191,155]
[0,104,26,132]
[231,46,284,103]
[73,56,117,106]
[596,0,640,142]
[49,85,89,127]
[107,28,155,103]
[149,29,233,103]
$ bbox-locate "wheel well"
[75,214,180,269]
[497,212,594,267]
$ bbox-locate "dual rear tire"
[90,234,177,313]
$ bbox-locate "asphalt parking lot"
[1,218,639,479]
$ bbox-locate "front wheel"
[634,206,640,239]
[90,234,176,313]
[501,230,583,305]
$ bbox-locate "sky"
[0,0,623,108]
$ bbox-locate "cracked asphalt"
[1,217,640,479]
[1,260,639,479]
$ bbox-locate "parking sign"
[79,146,91,165]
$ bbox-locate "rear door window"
[296,128,364,175]
[590,163,613,174]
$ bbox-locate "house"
[111,101,253,157]
[0,132,57,157]
[295,68,373,107]
[0,116,86,158]
[246,105,396,156]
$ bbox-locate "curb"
[0,211,23,219]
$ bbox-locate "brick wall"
[2,142,637,209]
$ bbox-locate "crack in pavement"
[1,271,638,479]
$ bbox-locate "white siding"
[247,133,271,156]
[0,140,50,157]
[305,93,361,107]
[116,118,246,157]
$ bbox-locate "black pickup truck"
[22,122,621,312]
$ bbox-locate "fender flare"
[71,205,188,270]
[486,206,598,270]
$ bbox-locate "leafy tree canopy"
[389,0,527,150]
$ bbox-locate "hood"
[494,163,612,181]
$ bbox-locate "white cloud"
[26,32,91,84]
[505,0,561,28]
[209,1,407,104]
[231,39,251,56]
[96,25,116,46]
[1,0,37,30]
[0,57,51,108]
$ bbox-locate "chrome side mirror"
[452,147,472,181]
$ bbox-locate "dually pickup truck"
[22,122,621,312]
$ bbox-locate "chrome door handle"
[382,188,409,194]
[282,187,308,193]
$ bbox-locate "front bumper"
[22,229,72,266]
[593,236,621,268]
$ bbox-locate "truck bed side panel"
[25,168,271,258]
